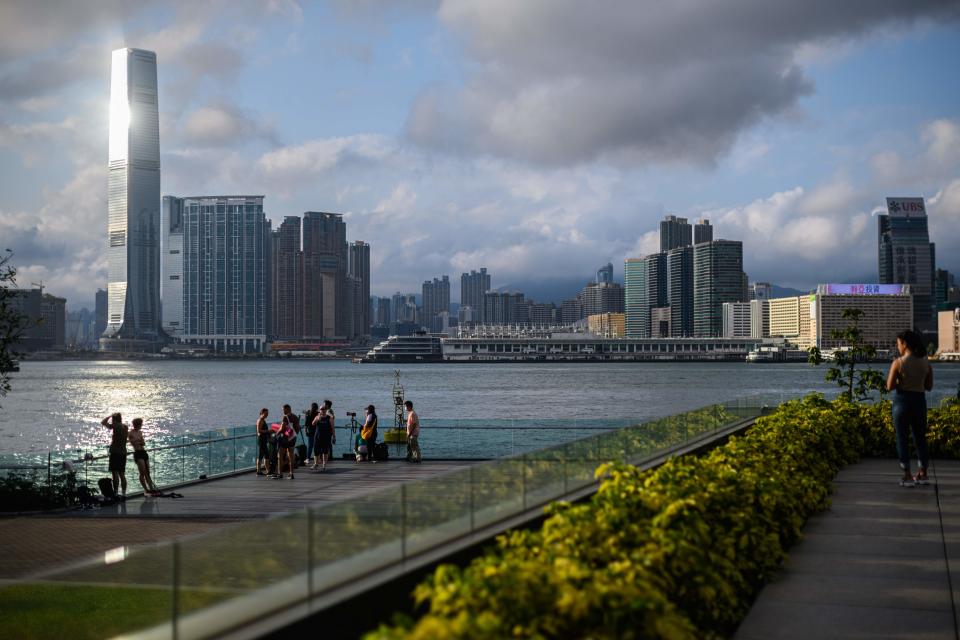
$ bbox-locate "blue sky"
[1,0,959,310]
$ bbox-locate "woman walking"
[304,402,320,467]
[127,418,159,495]
[886,329,934,487]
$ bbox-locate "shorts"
[257,432,270,460]
[133,450,149,462]
[315,436,332,455]
[109,452,127,472]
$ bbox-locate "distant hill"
[770,284,809,298]
[496,277,595,304]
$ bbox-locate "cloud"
[179,104,276,147]
[405,0,959,166]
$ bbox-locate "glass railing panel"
[470,457,524,530]
[402,471,472,557]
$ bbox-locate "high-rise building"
[624,254,666,338]
[422,275,451,332]
[666,246,693,337]
[749,299,768,339]
[596,262,614,284]
[935,269,954,309]
[878,197,936,332]
[768,295,813,347]
[587,313,626,338]
[94,288,108,344]
[693,240,745,337]
[722,302,752,338]
[9,290,66,351]
[271,216,303,339]
[812,284,913,350]
[660,215,692,252]
[160,196,184,338]
[529,302,557,325]
[375,296,392,326]
[461,268,491,320]
[348,241,371,338]
[482,291,526,324]
[694,218,713,245]
[749,282,773,301]
[302,211,347,339]
[102,48,163,351]
[581,282,625,317]
[172,196,271,352]
[938,308,960,355]
[392,293,418,325]
[559,298,582,325]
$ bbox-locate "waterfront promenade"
[2,460,473,580]
[737,458,960,639]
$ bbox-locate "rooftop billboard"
[820,284,909,296]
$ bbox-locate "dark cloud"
[406,0,960,166]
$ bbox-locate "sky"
[1,0,959,311]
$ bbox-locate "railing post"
[469,465,475,532]
[521,454,527,510]
[207,442,212,477]
[233,436,237,472]
[172,540,180,640]
[400,484,407,560]
[46,452,51,500]
[180,437,185,483]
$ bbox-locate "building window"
[169,250,180,254]
[170,275,180,280]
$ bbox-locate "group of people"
[100,412,159,499]
[253,400,422,479]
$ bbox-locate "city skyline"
[1,2,960,311]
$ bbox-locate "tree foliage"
[0,249,27,403]
[807,307,886,401]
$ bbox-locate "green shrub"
[368,395,960,639]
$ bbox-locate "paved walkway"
[736,458,960,640]
[3,459,472,580]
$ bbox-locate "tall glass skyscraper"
[624,254,665,338]
[878,197,936,332]
[348,240,371,338]
[102,48,163,351]
[693,240,746,337]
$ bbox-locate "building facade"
[302,211,347,339]
[938,309,960,355]
[767,295,813,347]
[812,284,913,350]
[581,281,625,317]
[422,275,451,332]
[177,196,270,352]
[587,313,625,337]
[693,240,745,337]
[271,216,303,339]
[94,289,107,344]
[596,262,614,284]
[722,302,752,338]
[103,48,163,351]
[749,299,768,339]
[878,197,935,332]
[348,241,371,339]
[666,246,693,337]
[460,268,491,320]
[624,255,666,338]
[694,218,713,244]
[660,215,692,252]
[160,196,184,338]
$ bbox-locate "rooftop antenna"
[31,280,44,295]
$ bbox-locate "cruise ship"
[363,332,444,362]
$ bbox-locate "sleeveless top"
[317,414,332,438]
[898,353,930,393]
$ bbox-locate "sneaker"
[311,463,319,469]
[915,469,930,486]
[900,475,916,488]
[288,474,295,480]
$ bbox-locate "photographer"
[100,412,128,499]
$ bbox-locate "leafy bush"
[0,470,82,512]
[368,395,960,639]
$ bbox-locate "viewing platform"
[737,458,960,639]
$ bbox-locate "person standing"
[405,400,421,463]
[278,404,299,479]
[100,412,128,498]
[323,399,335,462]
[886,329,934,487]
[304,402,320,467]
[127,418,159,495]
[255,408,270,476]
[361,405,378,463]
[312,405,335,471]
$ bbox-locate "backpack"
[97,478,118,505]
[373,442,390,461]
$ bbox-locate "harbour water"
[1,360,958,455]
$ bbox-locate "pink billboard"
[823,284,907,295]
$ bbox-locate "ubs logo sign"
[886,197,926,215]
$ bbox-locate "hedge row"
[368,395,960,640]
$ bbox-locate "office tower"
[935,269,953,309]
[560,298,582,325]
[597,262,614,284]
[749,282,773,301]
[878,197,936,332]
[722,302,752,338]
[768,295,812,346]
[529,302,557,325]
[348,241,371,338]
[460,268,491,315]
[660,215,692,252]
[94,289,108,343]
[302,211,347,339]
[749,299,768,339]
[102,48,162,351]
[271,216,303,339]
[375,296,392,326]
[392,293,418,324]
[422,275,451,332]
[458,305,476,326]
[624,254,666,338]
[160,196,184,337]
[174,196,270,352]
[581,282,625,316]
[482,291,525,324]
[693,240,745,337]
[666,246,693,337]
[694,218,713,245]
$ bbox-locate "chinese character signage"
[823,284,907,295]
